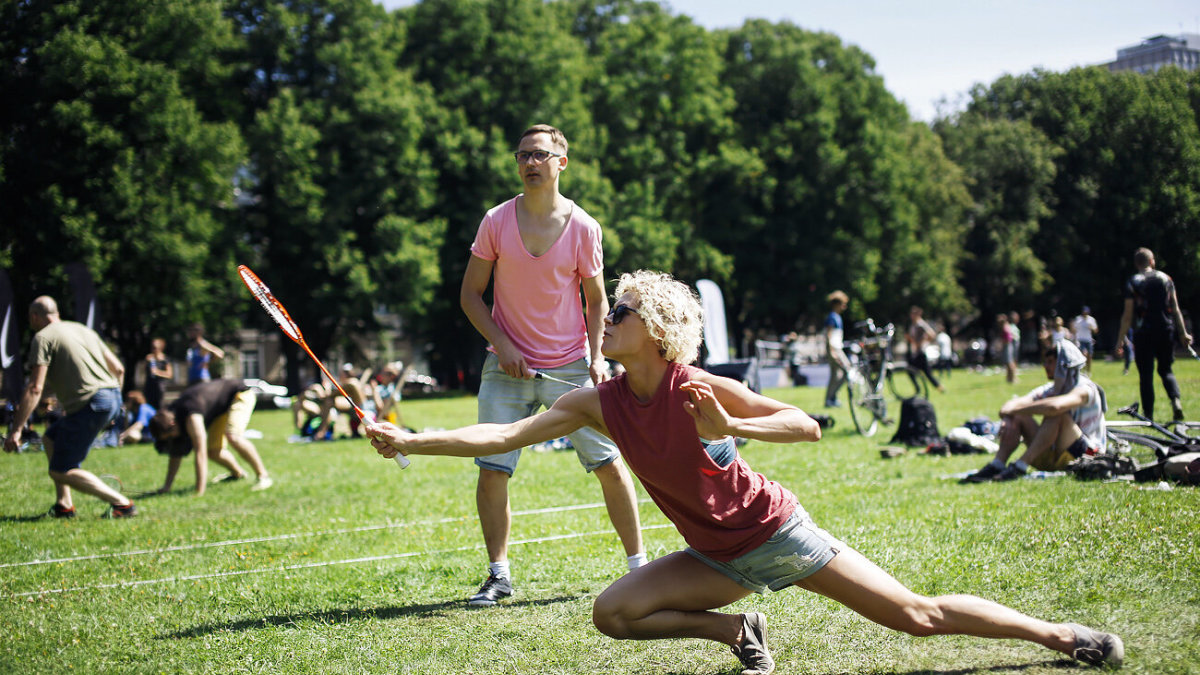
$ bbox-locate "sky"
[378,0,1200,121]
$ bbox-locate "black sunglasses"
[607,304,639,325]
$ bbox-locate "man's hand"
[494,343,533,380]
[3,431,21,453]
[589,359,611,385]
[680,380,734,440]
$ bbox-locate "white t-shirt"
[1072,315,1098,342]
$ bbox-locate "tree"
[710,20,969,339]
[934,112,1058,337]
[226,0,446,391]
[0,0,245,373]
[963,67,1200,342]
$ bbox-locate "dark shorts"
[46,388,121,472]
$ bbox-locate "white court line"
[9,524,675,597]
[1,501,650,569]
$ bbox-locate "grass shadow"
[159,594,583,640]
[806,660,1081,675]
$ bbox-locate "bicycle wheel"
[846,367,881,437]
[887,365,928,400]
[1106,429,1169,463]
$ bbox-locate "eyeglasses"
[607,304,639,325]
[513,149,563,164]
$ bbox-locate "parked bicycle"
[843,319,928,436]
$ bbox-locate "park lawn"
[1,359,1197,674]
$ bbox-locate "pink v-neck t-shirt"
[470,196,604,369]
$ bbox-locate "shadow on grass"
[800,659,1078,675]
[159,594,584,640]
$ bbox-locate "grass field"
[2,359,1198,674]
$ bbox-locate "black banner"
[65,261,100,330]
[0,269,22,404]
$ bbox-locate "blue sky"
[378,0,1199,121]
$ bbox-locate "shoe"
[1067,623,1124,667]
[251,476,274,491]
[731,612,774,675]
[824,399,842,408]
[468,574,513,607]
[48,503,76,519]
[210,472,245,484]
[960,463,1004,483]
[993,464,1027,482]
[106,501,138,518]
[1172,400,1184,422]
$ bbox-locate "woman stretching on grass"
[365,270,1123,674]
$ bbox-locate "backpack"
[889,397,941,447]
[1067,453,1137,481]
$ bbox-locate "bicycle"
[843,319,929,436]
[1105,401,1199,465]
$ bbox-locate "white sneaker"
[251,476,274,491]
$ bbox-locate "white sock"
[627,553,648,570]
[488,561,510,580]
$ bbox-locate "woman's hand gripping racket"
[237,265,409,469]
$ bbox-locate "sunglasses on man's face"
[607,304,639,325]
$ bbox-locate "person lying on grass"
[365,270,1124,674]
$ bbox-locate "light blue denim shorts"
[686,507,843,594]
[475,353,619,476]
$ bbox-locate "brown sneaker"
[731,612,774,675]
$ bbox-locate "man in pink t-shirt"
[458,124,645,607]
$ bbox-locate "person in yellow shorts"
[149,378,273,495]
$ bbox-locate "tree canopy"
[3,0,1198,389]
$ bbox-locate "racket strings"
[240,270,301,341]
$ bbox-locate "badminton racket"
[237,265,409,469]
[534,371,582,389]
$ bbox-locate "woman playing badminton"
[366,270,1123,674]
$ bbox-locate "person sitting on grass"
[962,338,1106,483]
[365,270,1123,674]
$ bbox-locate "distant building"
[1107,33,1200,74]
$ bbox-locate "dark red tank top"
[597,362,796,561]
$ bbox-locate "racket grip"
[394,454,410,469]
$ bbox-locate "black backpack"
[890,397,941,447]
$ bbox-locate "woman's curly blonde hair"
[614,270,704,364]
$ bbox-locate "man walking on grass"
[3,296,138,518]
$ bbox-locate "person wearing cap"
[962,338,1106,483]
[147,378,273,494]
[1070,306,1098,373]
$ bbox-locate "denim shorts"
[475,353,619,476]
[46,388,121,473]
[686,507,844,594]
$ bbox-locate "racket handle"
[394,454,410,469]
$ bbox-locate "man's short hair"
[126,390,146,407]
[826,290,848,307]
[520,124,568,155]
[1134,247,1154,268]
[29,296,58,318]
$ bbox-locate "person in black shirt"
[1116,247,1193,421]
[149,378,273,494]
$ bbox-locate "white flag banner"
[696,279,730,365]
